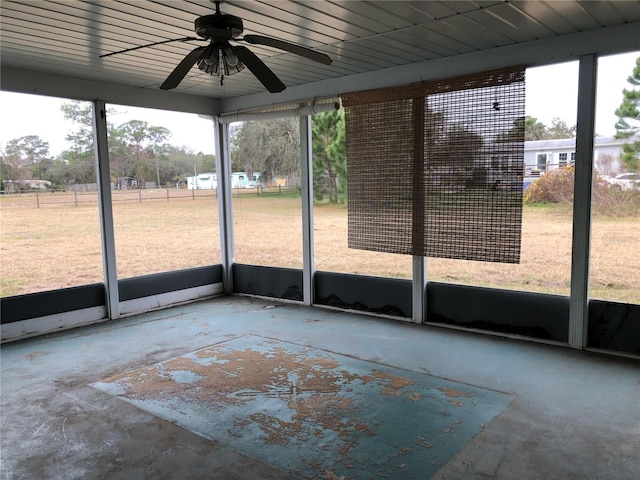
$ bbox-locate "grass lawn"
[1,190,638,304]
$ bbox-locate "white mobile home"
[3,179,51,192]
[187,172,259,189]
[231,172,261,189]
[186,173,217,190]
[524,134,639,176]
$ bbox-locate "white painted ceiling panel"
[510,1,579,35]
[610,0,640,21]
[1,0,639,107]
[490,3,558,39]
[542,1,603,31]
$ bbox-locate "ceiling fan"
[99,0,332,93]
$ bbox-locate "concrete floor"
[1,296,639,479]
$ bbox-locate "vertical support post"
[569,54,597,349]
[93,100,119,319]
[411,97,426,324]
[214,118,234,294]
[74,190,78,207]
[412,256,427,324]
[36,192,39,208]
[300,115,315,306]
[412,98,425,255]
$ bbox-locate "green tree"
[425,110,484,174]
[197,152,216,173]
[231,118,300,182]
[109,120,171,186]
[523,116,575,141]
[525,116,548,141]
[312,110,346,203]
[546,117,576,139]
[60,101,182,185]
[162,147,216,186]
[58,101,98,184]
[61,101,95,153]
[497,116,525,143]
[5,101,209,188]
[614,56,640,172]
[1,135,50,181]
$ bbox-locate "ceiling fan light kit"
[99,1,331,94]
[196,43,245,79]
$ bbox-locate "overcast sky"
[0,51,637,156]
[526,51,638,137]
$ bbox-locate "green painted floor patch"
[93,335,511,479]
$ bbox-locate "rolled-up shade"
[342,66,526,263]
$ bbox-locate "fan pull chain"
[219,48,225,86]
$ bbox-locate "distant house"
[524,134,639,176]
[184,172,262,190]
[4,179,51,192]
[231,172,261,189]
[186,173,217,190]
[116,176,138,189]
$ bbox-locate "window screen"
[342,66,526,263]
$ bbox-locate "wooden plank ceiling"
[1,0,639,101]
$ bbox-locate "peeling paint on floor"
[93,335,512,479]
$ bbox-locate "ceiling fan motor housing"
[195,14,244,39]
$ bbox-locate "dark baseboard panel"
[1,283,106,324]
[588,299,640,356]
[233,264,303,301]
[427,282,569,342]
[314,271,412,318]
[119,265,223,301]
[2,265,224,324]
[3,264,636,356]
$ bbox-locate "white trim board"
[118,283,224,316]
[1,284,224,343]
[1,306,108,343]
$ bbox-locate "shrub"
[524,166,576,205]
[593,182,640,216]
[524,166,640,216]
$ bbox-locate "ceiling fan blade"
[232,46,286,93]
[99,37,203,58]
[242,35,332,65]
[160,46,207,90]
